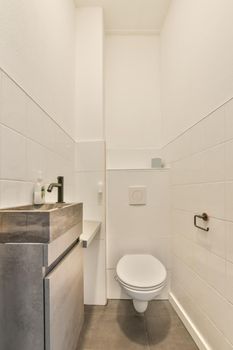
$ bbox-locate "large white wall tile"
[206,252,226,296]
[226,261,233,305]
[225,99,233,142]
[27,102,75,163]
[0,125,27,180]
[208,218,226,259]
[225,182,233,221]
[26,140,47,182]
[0,73,27,135]
[202,144,225,183]
[192,243,208,280]
[226,222,233,263]
[54,126,74,162]
[27,100,48,146]
[0,180,33,208]
[202,107,225,150]
[172,152,204,185]
[173,234,194,268]
[202,182,225,218]
[173,182,224,218]
[172,209,196,241]
[225,139,233,181]
[0,70,75,209]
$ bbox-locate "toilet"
[116,254,167,313]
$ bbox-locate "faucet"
[47,176,64,203]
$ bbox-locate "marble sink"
[0,202,82,243]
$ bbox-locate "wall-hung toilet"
[116,254,167,313]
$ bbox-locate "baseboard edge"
[169,292,210,350]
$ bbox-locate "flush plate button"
[129,186,147,205]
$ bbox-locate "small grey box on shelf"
[151,157,163,168]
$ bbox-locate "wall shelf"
[80,221,101,248]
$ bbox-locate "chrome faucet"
[47,176,64,203]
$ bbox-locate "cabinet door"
[45,243,84,350]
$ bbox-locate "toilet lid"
[116,254,167,289]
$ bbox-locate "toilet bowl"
[116,254,167,313]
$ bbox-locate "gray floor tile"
[78,315,148,350]
[146,317,198,350]
[78,300,199,350]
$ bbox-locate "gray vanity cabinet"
[45,243,83,350]
[0,203,84,350]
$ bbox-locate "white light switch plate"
[129,186,147,205]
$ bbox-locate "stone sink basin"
[0,202,82,243]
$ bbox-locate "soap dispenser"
[33,171,45,205]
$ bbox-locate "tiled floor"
[77,300,199,350]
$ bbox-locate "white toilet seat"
[116,275,166,292]
[116,254,167,290]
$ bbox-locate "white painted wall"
[0,0,76,138]
[75,7,104,141]
[161,0,233,144]
[105,35,162,160]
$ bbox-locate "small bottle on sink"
[33,171,45,205]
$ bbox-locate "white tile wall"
[0,73,27,135]
[106,169,171,299]
[0,70,75,207]
[226,222,233,263]
[164,101,233,350]
[0,125,27,180]
[75,140,107,305]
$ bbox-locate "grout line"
[173,253,233,307]
[172,180,226,186]
[171,207,233,223]
[161,96,233,150]
[173,231,229,264]
[0,122,74,162]
[0,67,75,143]
[166,139,228,164]
[143,316,151,350]
[0,178,34,184]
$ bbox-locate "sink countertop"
[0,202,83,244]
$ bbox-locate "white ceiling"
[75,0,171,32]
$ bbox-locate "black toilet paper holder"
[194,213,209,231]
